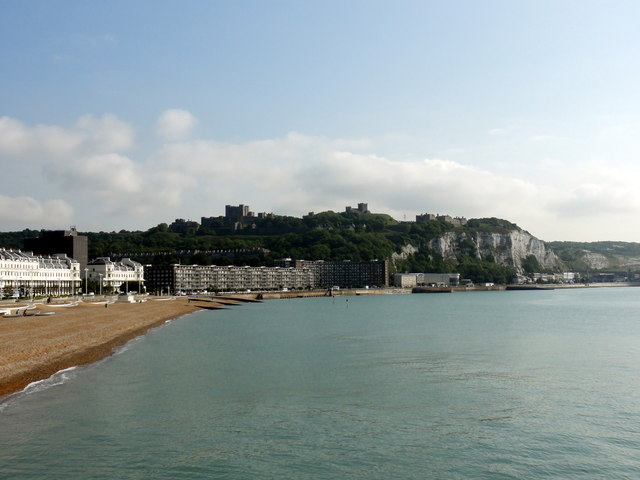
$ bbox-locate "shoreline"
[0,297,205,398]
[3,283,638,399]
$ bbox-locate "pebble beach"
[0,297,203,397]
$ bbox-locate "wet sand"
[0,298,203,397]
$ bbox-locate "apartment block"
[293,259,389,288]
[144,264,317,294]
[24,227,88,271]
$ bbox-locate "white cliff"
[427,229,563,273]
[391,244,419,262]
[578,251,611,269]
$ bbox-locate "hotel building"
[0,248,81,297]
[86,257,145,293]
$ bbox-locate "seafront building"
[23,227,88,271]
[0,248,81,297]
[145,264,317,294]
[86,257,145,293]
[393,272,460,288]
[290,259,389,288]
[145,259,389,294]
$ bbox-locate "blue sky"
[2,0,640,241]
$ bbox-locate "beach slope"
[0,298,201,397]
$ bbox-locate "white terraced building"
[0,248,81,297]
[87,257,144,293]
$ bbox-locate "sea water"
[2,288,640,479]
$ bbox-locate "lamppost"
[84,268,88,295]
[99,273,103,296]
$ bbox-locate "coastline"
[0,297,203,398]
[3,283,638,399]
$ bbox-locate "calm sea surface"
[2,288,640,479]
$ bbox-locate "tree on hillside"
[522,254,542,274]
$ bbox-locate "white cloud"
[0,114,134,158]
[75,114,134,152]
[46,153,142,194]
[41,151,186,217]
[0,195,73,228]
[0,114,141,219]
[530,135,558,142]
[150,131,640,241]
[150,132,547,224]
[156,109,198,141]
[3,113,640,241]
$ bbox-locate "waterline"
[2,289,640,478]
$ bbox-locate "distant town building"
[200,216,225,230]
[421,272,460,286]
[275,258,295,268]
[588,272,625,283]
[393,273,419,288]
[415,213,437,222]
[168,218,200,234]
[201,206,273,232]
[0,248,81,297]
[23,227,88,271]
[345,203,370,215]
[531,273,564,283]
[87,257,144,293]
[393,272,460,287]
[112,248,269,262]
[225,204,252,224]
[415,213,467,226]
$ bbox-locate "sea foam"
[0,366,79,413]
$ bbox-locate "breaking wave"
[0,366,79,413]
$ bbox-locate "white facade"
[0,248,81,297]
[393,272,460,287]
[87,257,144,293]
[393,273,419,288]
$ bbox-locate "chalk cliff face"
[578,251,611,269]
[427,229,564,273]
[391,244,419,262]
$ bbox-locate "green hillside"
[1,212,522,283]
[549,241,640,270]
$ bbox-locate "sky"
[2,0,640,242]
